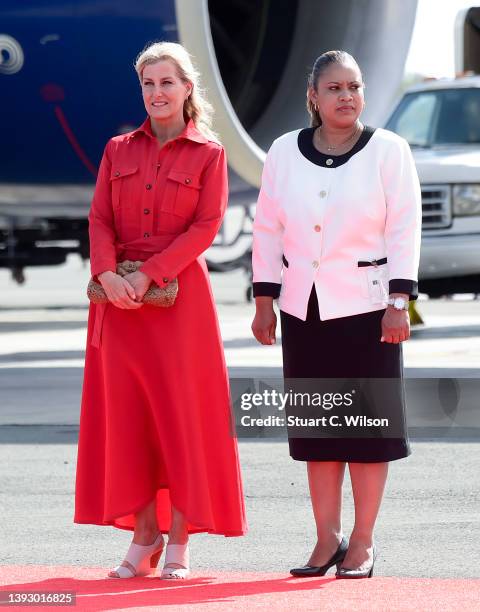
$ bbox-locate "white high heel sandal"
[160,543,190,579]
[107,532,165,578]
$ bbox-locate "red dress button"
[146,184,152,190]
[144,232,150,238]
[144,208,150,214]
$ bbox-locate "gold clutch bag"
[87,260,178,307]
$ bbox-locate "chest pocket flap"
[110,166,139,210]
[167,169,201,189]
[164,169,201,218]
[110,166,138,180]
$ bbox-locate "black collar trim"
[297,124,376,167]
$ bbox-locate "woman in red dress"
[74,41,247,579]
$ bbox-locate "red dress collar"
[132,116,208,144]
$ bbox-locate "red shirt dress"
[74,117,247,536]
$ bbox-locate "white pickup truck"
[384,74,480,297]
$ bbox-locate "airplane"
[0,0,419,300]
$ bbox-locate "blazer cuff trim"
[389,278,418,301]
[252,282,281,299]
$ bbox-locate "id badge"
[366,267,389,304]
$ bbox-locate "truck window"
[389,93,437,146]
[386,88,480,147]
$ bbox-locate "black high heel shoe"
[335,544,377,579]
[290,536,349,577]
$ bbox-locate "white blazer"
[252,125,422,321]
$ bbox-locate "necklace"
[316,121,363,152]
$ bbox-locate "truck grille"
[421,185,451,229]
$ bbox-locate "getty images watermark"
[228,377,480,439]
[239,387,388,428]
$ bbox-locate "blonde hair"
[134,41,219,142]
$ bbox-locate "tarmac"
[0,254,479,598]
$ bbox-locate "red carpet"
[0,567,479,611]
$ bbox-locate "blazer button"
[314,225,321,232]
[144,208,150,214]
[326,158,333,166]
[114,170,120,177]
[312,260,319,268]
[162,277,169,283]
[146,183,152,190]
[144,232,150,238]
[185,178,191,184]
[319,190,327,198]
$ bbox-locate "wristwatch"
[387,296,409,311]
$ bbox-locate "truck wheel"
[12,268,25,284]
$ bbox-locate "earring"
[314,104,318,112]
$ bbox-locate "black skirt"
[280,286,411,463]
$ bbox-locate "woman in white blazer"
[251,50,421,579]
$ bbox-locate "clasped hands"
[97,270,152,309]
